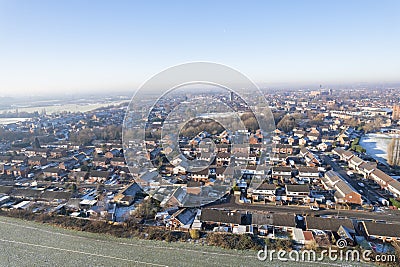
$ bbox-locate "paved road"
[207,194,400,223]
[323,155,381,204]
[206,154,400,224]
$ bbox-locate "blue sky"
[0,0,399,95]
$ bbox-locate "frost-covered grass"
[0,216,375,267]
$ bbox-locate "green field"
[0,216,376,267]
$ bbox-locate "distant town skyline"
[0,0,399,96]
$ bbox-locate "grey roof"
[272,166,292,172]
[333,147,345,155]
[111,157,126,162]
[273,144,293,149]
[0,186,13,194]
[171,187,186,204]
[359,162,375,172]
[389,179,400,191]
[200,209,242,224]
[325,170,359,196]
[173,208,197,225]
[286,184,310,193]
[324,170,342,184]
[216,152,231,158]
[306,217,354,232]
[272,213,296,227]
[297,166,319,173]
[191,169,209,176]
[256,183,276,191]
[28,156,46,161]
[271,153,290,159]
[251,213,274,225]
[342,150,354,159]
[120,183,141,196]
[363,222,400,238]
[90,170,110,178]
[43,167,61,173]
[335,181,358,196]
[65,198,81,209]
[41,191,71,201]
[68,171,88,178]
[93,157,107,162]
[0,156,12,162]
[300,147,309,155]
[215,167,226,175]
[350,156,363,165]
[11,188,41,198]
[371,169,393,183]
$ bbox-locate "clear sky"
[0,0,399,96]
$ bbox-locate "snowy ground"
[360,133,393,164]
[0,216,375,267]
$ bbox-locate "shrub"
[206,233,263,250]
[189,229,200,240]
[275,239,293,250]
[390,198,400,209]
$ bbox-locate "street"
[323,155,382,205]
[207,193,400,224]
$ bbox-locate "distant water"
[360,133,398,164]
[0,118,29,125]
[2,100,128,115]
[198,112,237,118]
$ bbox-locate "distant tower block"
[329,88,333,95]
[229,91,234,102]
[393,105,400,120]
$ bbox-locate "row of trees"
[174,112,264,139]
[206,232,296,251]
[206,233,264,250]
[179,118,224,138]
[350,137,366,153]
[0,127,31,142]
[132,197,161,220]
[276,113,302,133]
[240,112,260,132]
[388,138,400,167]
[69,125,122,145]
[0,110,39,118]
[69,128,96,145]
[345,117,384,133]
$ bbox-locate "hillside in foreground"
[0,216,374,267]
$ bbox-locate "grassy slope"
[0,216,374,267]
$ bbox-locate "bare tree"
[388,137,400,167]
